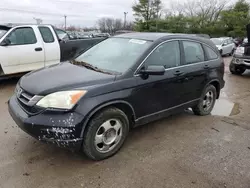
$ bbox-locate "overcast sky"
[0,0,237,27]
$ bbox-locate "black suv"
[9,33,225,160]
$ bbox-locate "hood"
[20,62,116,95]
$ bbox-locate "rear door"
[178,40,208,101]
[0,26,44,75]
[38,26,60,66]
[225,39,232,54]
[228,39,236,52]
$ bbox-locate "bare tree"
[97,18,124,34]
[97,18,107,33]
[169,0,227,27]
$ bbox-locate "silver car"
[211,38,236,56]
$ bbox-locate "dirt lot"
[1,57,250,188]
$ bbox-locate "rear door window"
[182,41,205,65]
[39,27,55,43]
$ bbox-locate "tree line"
[132,0,250,37]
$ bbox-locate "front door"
[0,27,44,75]
[131,40,188,119]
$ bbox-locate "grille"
[15,85,44,114]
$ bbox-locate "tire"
[82,107,129,161]
[219,49,223,56]
[192,85,217,116]
[229,63,246,75]
[229,49,235,56]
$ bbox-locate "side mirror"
[59,38,68,44]
[222,43,227,46]
[0,38,11,46]
[140,65,165,76]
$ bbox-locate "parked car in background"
[211,37,236,56]
[0,24,106,77]
[93,33,110,38]
[9,32,225,160]
[0,25,10,39]
[230,25,250,75]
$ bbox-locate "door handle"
[35,47,42,51]
[174,70,184,76]
[204,65,209,69]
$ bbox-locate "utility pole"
[124,12,128,29]
[64,15,67,31]
[33,17,42,24]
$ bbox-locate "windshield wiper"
[70,60,113,75]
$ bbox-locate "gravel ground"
[1,57,250,188]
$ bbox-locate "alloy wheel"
[203,90,214,111]
[95,119,123,153]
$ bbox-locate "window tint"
[39,27,54,43]
[144,41,180,69]
[203,45,218,60]
[6,27,37,45]
[183,41,204,65]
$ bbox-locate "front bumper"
[8,96,84,150]
[231,56,250,68]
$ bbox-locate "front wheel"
[192,85,217,116]
[82,107,129,161]
[229,63,246,75]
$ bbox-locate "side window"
[6,27,37,45]
[203,45,218,60]
[39,27,55,43]
[183,41,204,65]
[144,41,180,69]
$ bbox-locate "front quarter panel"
[74,76,137,128]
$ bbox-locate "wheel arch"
[207,79,221,99]
[80,100,136,138]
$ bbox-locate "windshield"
[55,29,69,40]
[211,38,222,45]
[0,30,7,39]
[75,38,152,73]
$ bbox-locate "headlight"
[36,90,87,109]
[235,47,245,55]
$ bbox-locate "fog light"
[235,59,240,64]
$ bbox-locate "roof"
[114,32,173,41]
[114,32,210,41]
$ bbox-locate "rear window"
[39,27,55,43]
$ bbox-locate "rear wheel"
[82,107,129,161]
[192,85,217,116]
[229,63,246,75]
[219,49,223,56]
[229,49,235,56]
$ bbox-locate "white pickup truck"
[0,24,105,77]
